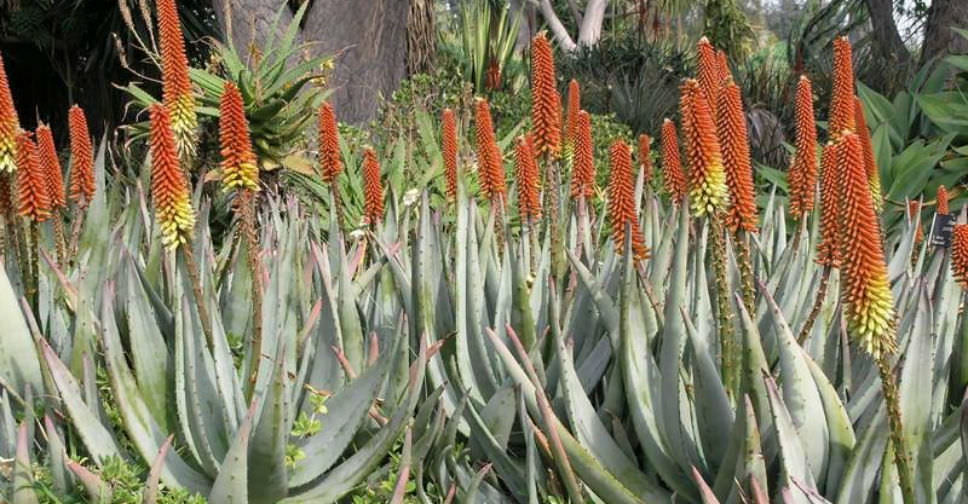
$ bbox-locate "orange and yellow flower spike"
[716,49,731,84]
[638,134,653,186]
[608,140,649,260]
[853,96,882,212]
[952,224,968,288]
[829,37,855,141]
[937,185,950,215]
[661,118,687,205]
[570,110,595,199]
[36,125,66,210]
[156,0,197,159]
[362,147,384,225]
[789,76,818,219]
[680,79,729,217]
[817,141,843,267]
[564,79,581,149]
[218,82,259,192]
[716,80,757,233]
[148,104,195,249]
[0,54,18,174]
[531,33,561,158]
[68,105,95,208]
[515,136,541,220]
[318,102,343,184]
[838,133,894,357]
[475,99,506,203]
[16,133,50,222]
[441,108,458,202]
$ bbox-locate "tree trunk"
[214,0,408,124]
[407,0,437,75]
[921,0,968,68]
[863,0,912,67]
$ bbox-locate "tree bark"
[863,0,912,68]
[577,0,608,46]
[407,0,437,75]
[214,0,408,124]
[921,0,968,68]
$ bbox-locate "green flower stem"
[798,265,831,345]
[710,214,738,395]
[877,353,915,503]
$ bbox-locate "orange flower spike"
[68,105,95,208]
[716,49,731,84]
[475,98,506,202]
[716,80,757,232]
[148,104,195,250]
[441,108,459,201]
[15,132,51,222]
[829,37,855,140]
[660,119,687,204]
[853,96,882,212]
[514,136,541,220]
[362,147,384,224]
[696,37,720,110]
[564,79,581,147]
[36,125,66,210]
[318,102,343,184]
[156,0,197,158]
[816,141,843,266]
[680,79,729,217]
[789,76,818,218]
[570,111,595,199]
[608,140,649,260]
[638,134,653,185]
[218,82,259,192]
[531,33,561,157]
[838,133,895,358]
[951,224,968,288]
[0,54,18,174]
[937,185,950,215]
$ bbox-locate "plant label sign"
[931,214,955,247]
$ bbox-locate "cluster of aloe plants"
[2,2,968,503]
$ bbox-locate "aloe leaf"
[803,357,855,495]
[143,435,173,504]
[898,288,937,503]
[290,336,397,486]
[43,415,70,494]
[455,189,488,402]
[248,341,291,502]
[0,267,42,395]
[0,390,15,458]
[462,463,493,503]
[765,373,819,499]
[13,421,39,504]
[209,403,258,504]
[40,339,122,466]
[692,466,722,504]
[67,459,112,503]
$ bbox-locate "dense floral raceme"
[789,76,818,218]
[218,82,260,192]
[638,134,653,185]
[564,79,581,149]
[515,135,541,220]
[696,37,721,111]
[570,110,595,199]
[608,140,649,260]
[716,50,731,84]
[68,105,95,208]
[853,96,882,212]
[441,108,458,201]
[716,81,757,232]
[838,133,894,358]
[0,54,18,174]
[829,37,855,140]
[16,132,51,222]
[937,185,949,215]
[953,224,968,288]
[475,98,506,202]
[318,102,343,184]
[680,79,729,217]
[149,104,195,249]
[362,147,384,224]
[661,118,687,204]
[817,141,843,266]
[156,0,197,159]
[530,33,560,157]
[36,125,66,210]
